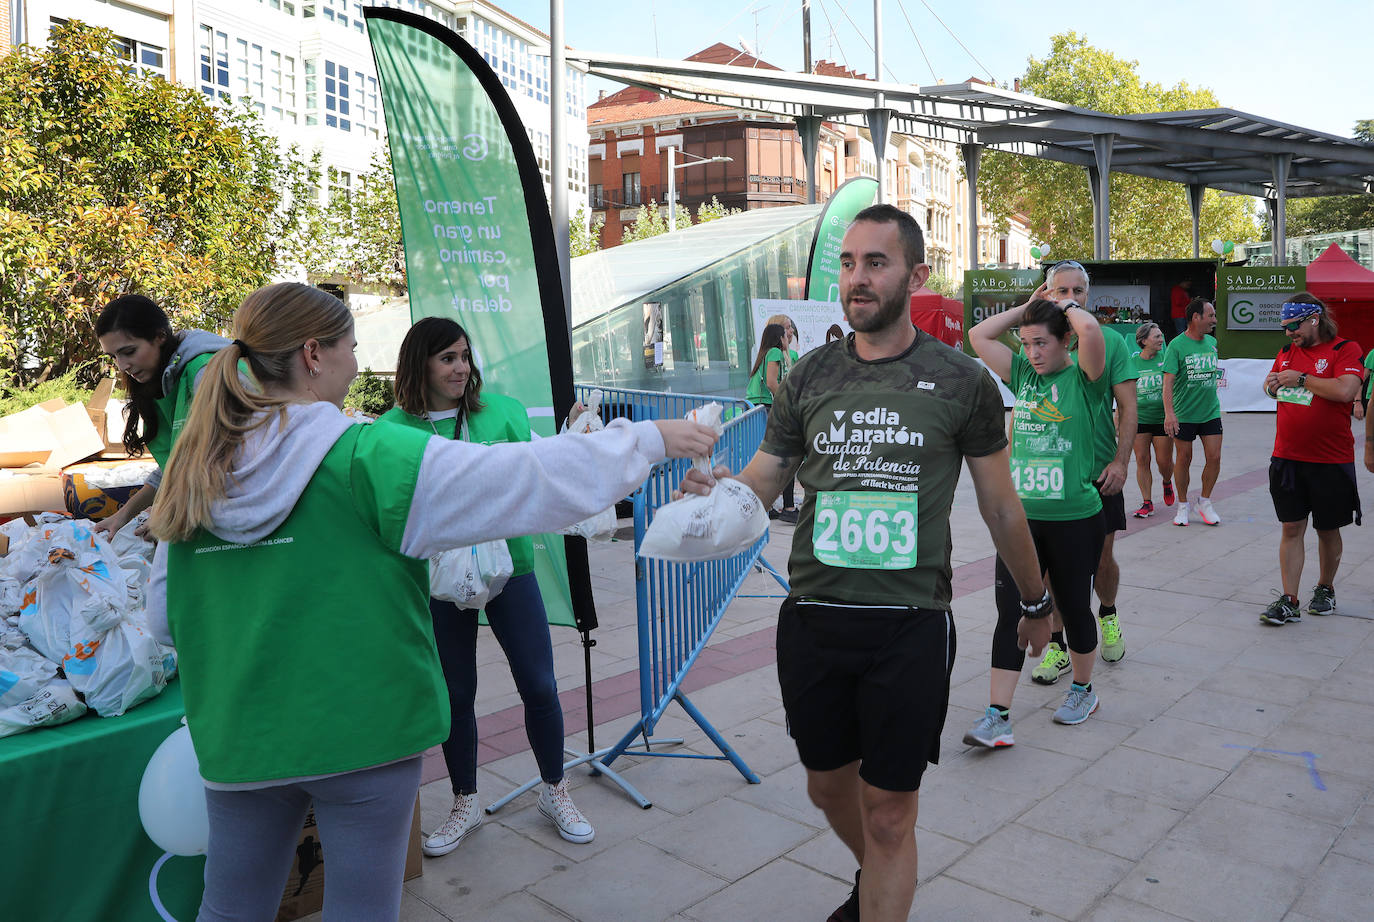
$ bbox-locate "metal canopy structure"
[569,50,1374,265]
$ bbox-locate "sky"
[498,0,1368,138]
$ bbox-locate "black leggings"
[992,513,1106,672]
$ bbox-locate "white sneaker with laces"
[1195,496,1221,525]
[423,792,482,857]
[1173,501,1190,526]
[539,779,595,843]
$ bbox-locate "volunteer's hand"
[674,464,733,500]
[1164,411,1179,438]
[1095,460,1127,496]
[566,401,586,430]
[654,420,718,459]
[1017,615,1051,657]
[92,509,130,540]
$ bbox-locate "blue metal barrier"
[575,385,790,805]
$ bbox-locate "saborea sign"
[1219,268,1306,331]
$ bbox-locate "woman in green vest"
[93,294,229,537]
[745,321,800,522]
[147,283,715,921]
[967,297,1108,744]
[377,317,595,857]
[1129,322,1175,518]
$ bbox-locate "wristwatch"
[1019,588,1053,620]
[1298,373,1309,389]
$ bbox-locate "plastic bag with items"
[0,676,87,738]
[430,540,513,610]
[638,403,769,562]
[557,389,619,542]
[81,615,176,717]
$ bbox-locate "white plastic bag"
[557,389,619,541]
[0,677,86,738]
[0,646,59,708]
[429,540,513,610]
[566,388,604,434]
[83,615,174,717]
[639,402,769,562]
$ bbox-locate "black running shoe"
[826,870,860,922]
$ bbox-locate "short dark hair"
[1021,299,1072,339]
[1185,297,1211,322]
[851,203,925,270]
[393,316,484,421]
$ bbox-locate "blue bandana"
[1280,301,1322,322]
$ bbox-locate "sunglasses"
[1049,260,1086,273]
[1281,317,1313,332]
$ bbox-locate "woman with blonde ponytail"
[147,282,718,921]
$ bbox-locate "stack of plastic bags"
[0,513,174,738]
[557,389,619,542]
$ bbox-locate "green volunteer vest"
[377,393,535,575]
[166,423,448,784]
[146,351,215,468]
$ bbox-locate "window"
[324,60,352,131]
[590,184,604,207]
[623,172,641,206]
[198,25,230,100]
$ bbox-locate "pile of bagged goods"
[0,511,174,736]
[0,385,177,737]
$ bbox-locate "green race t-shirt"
[762,332,1007,609]
[1075,331,1136,473]
[1009,352,1103,522]
[1132,350,1167,425]
[746,347,789,405]
[378,392,536,575]
[1163,333,1221,423]
[1363,349,1374,401]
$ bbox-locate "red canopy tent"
[910,286,964,347]
[1306,243,1374,357]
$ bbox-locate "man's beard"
[843,286,909,333]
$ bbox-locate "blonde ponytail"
[148,283,353,543]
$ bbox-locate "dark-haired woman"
[745,322,800,523]
[93,294,228,537]
[376,317,593,857]
[965,297,1107,746]
[147,284,716,920]
[1130,322,1174,518]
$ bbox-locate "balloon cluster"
[1210,239,1236,256]
[1030,243,1052,261]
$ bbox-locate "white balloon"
[1039,243,1050,257]
[1211,239,1226,256]
[139,724,209,856]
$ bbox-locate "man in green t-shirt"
[1163,298,1223,527]
[680,205,1049,922]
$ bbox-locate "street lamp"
[667,147,732,233]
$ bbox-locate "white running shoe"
[1195,497,1221,526]
[1173,501,1190,526]
[539,779,595,843]
[423,792,482,857]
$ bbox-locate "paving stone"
[680,857,854,921]
[1075,746,1227,811]
[1122,714,1264,772]
[1289,852,1374,922]
[1167,793,1341,876]
[1115,838,1302,922]
[1085,894,1193,921]
[945,822,1133,920]
[912,773,1035,844]
[1331,802,1374,860]
[637,798,813,881]
[1017,783,1185,861]
[1231,644,1343,680]
[526,839,726,921]
[1162,687,1296,736]
[727,760,829,830]
[907,875,1067,921]
[940,737,1086,800]
[1199,664,1315,704]
[466,890,575,921]
[1213,751,1370,827]
[402,816,564,917]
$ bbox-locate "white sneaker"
[423,792,482,857]
[1195,497,1221,526]
[1173,501,1190,526]
[539,779,595,843]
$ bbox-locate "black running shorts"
[1137,422,1167,438]
[1270,458,1361,531]
[775,598,955,792]
[1173,417,1223,441]
[1094,483,1128,532]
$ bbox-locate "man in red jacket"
[1260,293,1365,625]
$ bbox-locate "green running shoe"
[1306,584,1335,617]
[1031,642,1071,685]
[1099,614,1125,663]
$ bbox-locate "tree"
[570,206,604,257]
[621,200,692,243]
[975,32,1258,261]
[1276,118,1374,238]
[695,196,740,224]
[0,21,318,384]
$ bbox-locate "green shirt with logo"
[762,332,1007,610]
[378,392,536,575]
[1131,350,1167,425]
[166,423,448,783]
[1163,333,1221,423]
[1076,330,1137,473]
[1009,352,1103,522]
[746,347,797,405]
[146,352,215,469]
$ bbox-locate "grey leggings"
[197,756,422,922]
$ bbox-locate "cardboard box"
[275,797,423,921]
[85,379,129,456]
[0,471,65,517]
[0,399,105,469]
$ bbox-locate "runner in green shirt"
[1162,297,1223,526]
[145,283,717,921]
[745,322,800,521]
[1129,322,1175,519]
[679,205,1048,922]
[970,294,1109,741]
